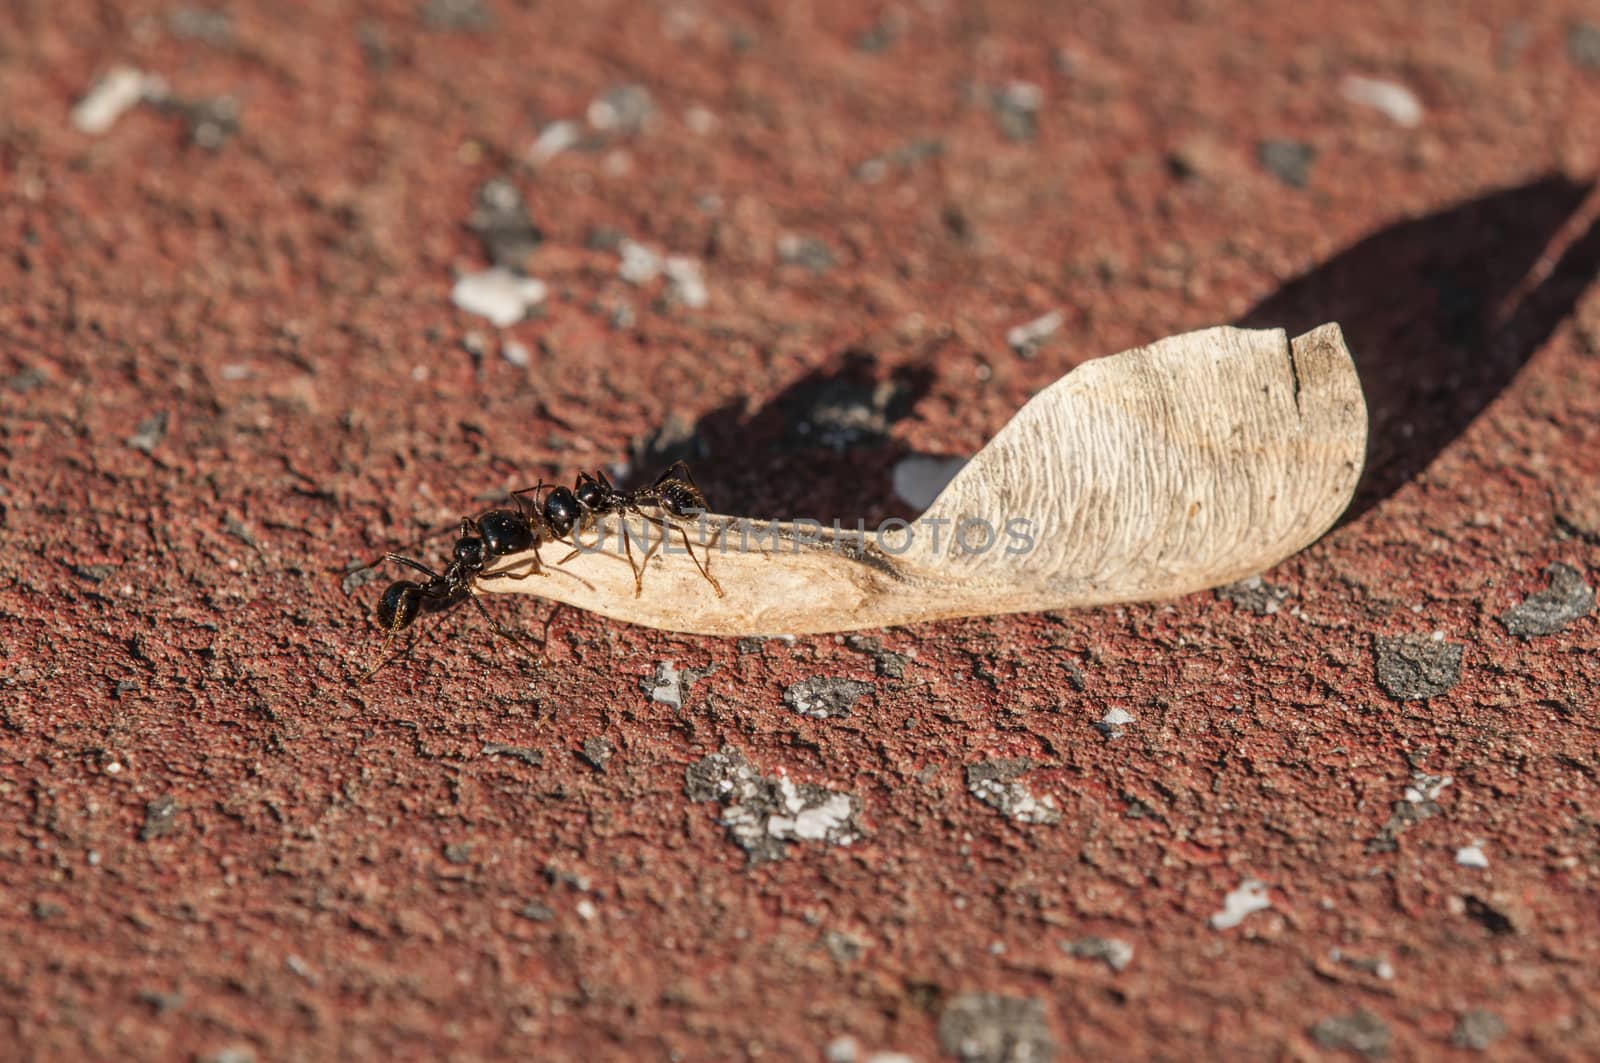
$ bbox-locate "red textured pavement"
[3,2,1599,1060]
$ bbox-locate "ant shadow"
[631,349,937,525]
[652,175,1596,524]
[1239,173,1599,519]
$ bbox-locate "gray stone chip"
[1500,562,1594,638]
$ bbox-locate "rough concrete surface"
[3,2,1599,1061]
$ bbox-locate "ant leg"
[359,608,410,683]
[468,592,543,665]
[384,554,442,581]
[617,515,645,597]
[540,603,564,648]
[672,521,724,597]
[359,580,454,683]
[351,520,462,573]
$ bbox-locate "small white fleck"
[220,364,251,381]
[72,67,166,134]
[685,105,717,135]
[105,762,123,775]
[575,899,597,920]
[1210,879,1272,930]
[527,119,582,165]
[618,239,663,285]
[663,255,708,308]
[502,340,531,368]
[1005,309,1065,357]
[648,661,683,709]
[825,1035,859,1063]
[451,268,547,328]
[87,850,102,866]
[1455,844,1489,869]
[1341,74,1424,128]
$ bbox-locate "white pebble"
[72,67,165,135]
[1341,75,1423,128]
[1455,844,1489,869]
[450,268,546,327]
[527,119,582,165]
[1210,879,1272,930]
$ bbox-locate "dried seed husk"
[483,323,1367,635]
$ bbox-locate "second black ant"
[518,460,725,598]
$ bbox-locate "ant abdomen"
[654,483,705,518]
[542,487,581,537]
[377,580,425,632]
[477,509,536,556]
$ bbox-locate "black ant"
[360,502,551,682]
[516,461,725,598]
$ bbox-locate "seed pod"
[482,324,1367,635]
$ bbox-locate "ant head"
[452,534,486,568]
[543,486,580,536]
[477,509,535,557]
[573,475,608,511]
[376,580,425,632]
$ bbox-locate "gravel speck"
[528,120,582,165]
[72,67,166,134]
[1452,1010,1506,1051]
[468,178,542,269]
[1258,139,1316,188]
[127,412,169,454]
[1455,843,1488,868]
[1210,879,1272,930]
[685,746,863,864]
[618,239,664,284]
[1569,22,1600,70]
[1063,936,1133,972]
[581,737,613,772]
[1375,633,1463,700]
[1340,75,1423,127]
[937,993,1056,1063]
[783,677,873,719]
[1005,310,1064,358]
[1216,574,1292,615]
[1367,770,1451,853]
[140,796,178,841]
[167,7,234,46]
[965,759,1060,825]
[991,81,1043,142]
[662,255,708,309]
[451,268,546,327]
[643,661,684,709]
[1310,1009,1391,1059]
[420,0,491,32]
[1095,707,1135,740]
[482,743,543,766]
[777,233,836,273]
[588,83,654,134]
[1500,562,1593,637]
